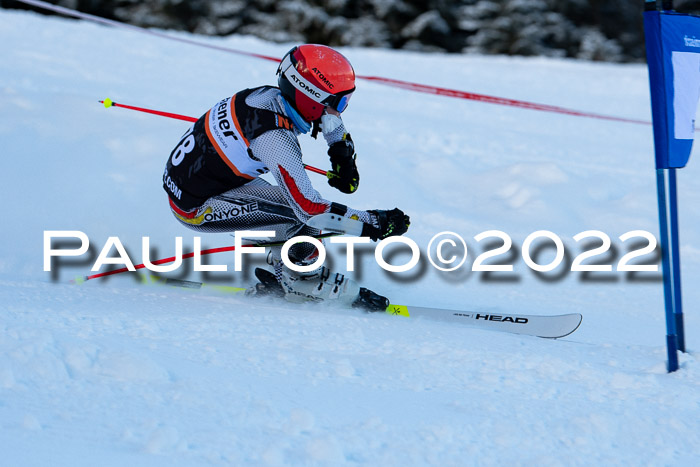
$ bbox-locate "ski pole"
[100,98,328,176]
[101,98,196,123]
[73,233,339,283]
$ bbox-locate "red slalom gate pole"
[100,98,328,176]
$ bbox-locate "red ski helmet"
[277,44,356,122]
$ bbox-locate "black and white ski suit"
[162,86,374,254]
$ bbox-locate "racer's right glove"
[362,208,410,241]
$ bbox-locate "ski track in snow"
[1,8,700,466]
[2,279,699,466]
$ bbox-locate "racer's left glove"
[327,133,359,194]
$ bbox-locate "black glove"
[327,134,359,194]
[362,208,411,241]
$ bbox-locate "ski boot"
[352,288,390,312]
[251,246,390,312]
[249,266,389,312]
[278,266,359,306]
[279,266,390,312]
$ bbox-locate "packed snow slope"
[2,8,700,466]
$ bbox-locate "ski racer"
[162,44,410,310]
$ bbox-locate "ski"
[384,305,582,339]
[149,275,582,339]
[145,275,248,295]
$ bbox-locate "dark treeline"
[3,0,700,62]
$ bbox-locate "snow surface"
[1,8,700,466]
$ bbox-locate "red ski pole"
[73,233,339,283]
[100,98,328,176]
[101,98,196,123]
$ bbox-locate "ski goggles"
[322,88,354,113]
[277,51,355,113]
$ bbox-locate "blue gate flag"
[644,10,700,169]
